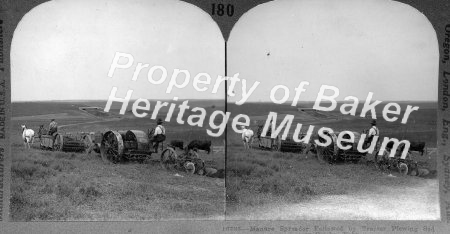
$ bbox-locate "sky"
[11,0,225,101]
[228,0,439,103]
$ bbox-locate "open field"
[11,100,439,220]
[11,101,225,221]
[226,101,439,219]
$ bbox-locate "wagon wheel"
[83,135,93,154]
[160,148,177,170]
[53,134,64,151]
[193,158,205,175]
[375,150,390,171]
[39,136,46,149]
[184,161,195,174]
[197,168,205,175]
[398,162,408,175]
[272,137,281,151]
[100,131,124,164]
[316,145,333,164]
[303,143,311,155]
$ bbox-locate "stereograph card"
[0,0,449,233]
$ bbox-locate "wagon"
[254,124,281,151]
[254,123,308,153]
[256,135,311,153]
[256,135,281,151]
[39,133,87,152]
[314,131,367,164]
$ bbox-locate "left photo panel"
[10,0,225,221]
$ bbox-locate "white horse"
[21,125,35,149]
[241,126,254,150]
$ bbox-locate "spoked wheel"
[40,135,51,150]
[100,131,124,164]
[316,145,334,164]
[83,134,93,154]
[375,150,390,171]
[192,158,205,175]
[398,162,408,175]
[184,161,195,174]
[272,137,281,151]
[53,134,64,151]
[160,148,177,170]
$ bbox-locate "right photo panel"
[226,0,439,220]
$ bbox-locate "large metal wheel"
[184,161,195,174]
[160,148,177,170]
[398,162,408,175]
[53,134,64,151]
[83,134,93,154]
[375,150,390,171]
[100,131,124,163]
[316,145,334,164]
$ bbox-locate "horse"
[21,125,35,149]
[241,127,254,150]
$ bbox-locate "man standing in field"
[48,119,58,142]
[150,118,166,153]
[367,120,379,147]
[365,120,381,165]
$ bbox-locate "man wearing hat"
[366,120,379,149]
[150,118,166,153]
[48,119,58,143]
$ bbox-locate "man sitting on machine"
[48,119,58,143]
[149,118,166,153]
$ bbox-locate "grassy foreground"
[225,132,437,215]
[11,145,225,221]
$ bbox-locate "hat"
[51,119,55,121]
[371,120,377,125]
[157,118,163,125]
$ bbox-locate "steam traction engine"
[100,129,206,174]
[315,131,367,164]
[100,130,172,163]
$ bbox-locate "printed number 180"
[211,3,234,16]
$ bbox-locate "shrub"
[34,159,51,167]
[56,184,74,198]
[12,162,39,179]
[79,186,102,199]
[296,185,316,196]
[10,192,29,209]
[258,176,291,196]
[269,162,281,172]
[226,192,240,204]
